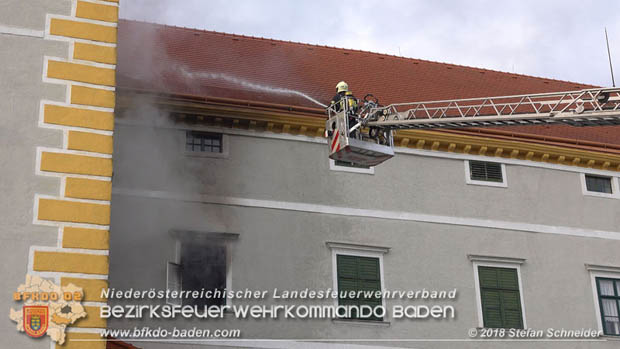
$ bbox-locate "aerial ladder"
[325,87,620,167]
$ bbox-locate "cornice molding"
[468,254,526,265]
[325,241,391,254]
[585,264,620,273]
[116,91,620,172]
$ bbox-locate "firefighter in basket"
[330,81,360,138]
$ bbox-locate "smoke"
[117,18,327,109]
[175,65,327,108]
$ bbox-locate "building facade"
[107,20,620,348]
[1,1,119,348]
[3,3,620,347]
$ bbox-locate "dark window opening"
[585,175,613,194]
[478,266,524,329]
[186,131,222,153]
[337,255,382,321]
[180,243,227,307]
[469,161,503,182]
[596,277,620,336]
[335,160,371,170]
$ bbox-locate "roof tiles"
[117,19,620,146]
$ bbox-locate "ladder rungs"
[365,87,620,130]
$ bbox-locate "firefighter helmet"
[336,81,348,93]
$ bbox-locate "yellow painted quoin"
[71,85,116,108]
[73,42,117,65]
[64,178,112,201]
[67,131,114,154]
[50,18,117,43]
[33,251,109,275]
[40,152,113,176]
[32,1,120,348]
[44,104,114,131]
[47,60,116,87]
[38,199,110,225]
[61,226,110,250]
[61,276,109,302]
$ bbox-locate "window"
[327,242,389,323]
[335,160,369,169]
[585,175,613,194]
[186,131,222,153]
[587,265,620,336]
[464,160,507,187]
[470,255,526,329]
[596,278,620,336]
[580,173,618,198]
[337,255,382,320]
[329,159,375,174]
[477,266,524,329]
[181,243,227,307]
[167,231,237,306]
[470,161,503,182]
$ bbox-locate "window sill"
[601,335,620,341]
[329,159,375,175]
[465,179,508,188]
[184,150,229,159]
[332,319,390,327]
[582,191,618,199]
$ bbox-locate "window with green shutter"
[337,254,382,320]
[478,266,524,329]
[595,277,620,336]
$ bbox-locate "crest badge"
[23,306,48,338]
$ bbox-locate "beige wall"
[108,117,620,348]
[1,1,119,348]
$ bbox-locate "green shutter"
[479,266,523,329]
[357,257,380,280]
[337,255,382,320]
[337,255,357,278]
[337,255,358,304]
[497,268,519,290]
[481,289,503,328]
[501,291,523,328]
[479,267,499,288]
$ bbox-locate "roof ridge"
[118,19,595,88]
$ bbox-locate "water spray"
[176,66,327,108]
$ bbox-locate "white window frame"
[329,159,375,175]
[167,238,234,307]
[464,160,508,188]
[327,242,389,322]
[586,264,620,336]
[183,130,229,159]
[468,254,527,329]
[166,261,182,306]
[580,173,619,199]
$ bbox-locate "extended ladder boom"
[366,87,620,130]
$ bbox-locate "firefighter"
[330,81,359,137]
[330,81,358,112]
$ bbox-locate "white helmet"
[336,81,348,93]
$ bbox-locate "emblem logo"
[11,275,86,344]
[23,305,48,338]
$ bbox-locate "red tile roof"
[117,20,620,147]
